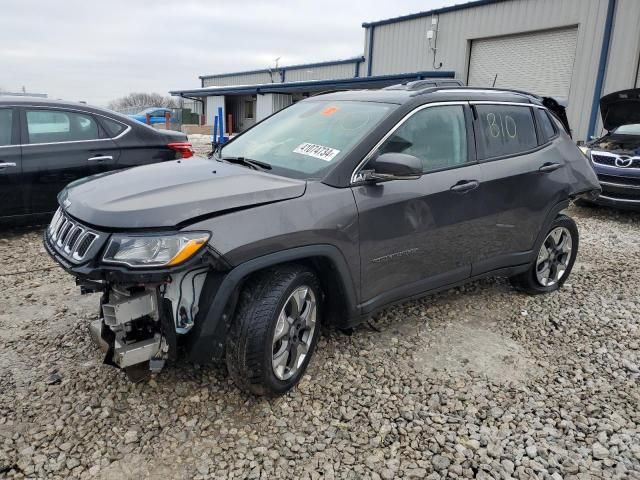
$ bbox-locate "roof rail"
[409,85,542,102]
[383,79,465,93]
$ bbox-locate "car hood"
[600,88,640,132]
[60,157,307,229]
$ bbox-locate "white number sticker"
[293,143,340,162]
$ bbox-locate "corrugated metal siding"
[366,0,611,140]
[285,63,356,82]
[256,94,293,122]
[596,0,640,133]
[468,27,578,98]
[273,93,293,112]
[602,0,640,93]
[204,64,359,87]
[203,72,274,87]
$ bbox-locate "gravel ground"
[189,134,214,157]
[0,204,638,480]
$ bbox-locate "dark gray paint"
[352,165,482,302]
[45,87,601,359]
[62,158,307,229]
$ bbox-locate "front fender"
[186,244,359,363]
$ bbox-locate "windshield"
[221,100,394,179]
[613,123,640,135]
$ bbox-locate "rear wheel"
[510,214,578,294]
[225,265,322,395]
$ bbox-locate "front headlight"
[102,232,210,268]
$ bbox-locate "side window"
[475,105,538,159]
[538,110,558,142]
[26,109,100,144]
[0,109,14,146]
[101,117,127,137]
[377,105,468,173]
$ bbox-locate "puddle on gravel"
[414,321,540,384]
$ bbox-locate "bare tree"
[107,92,177,112]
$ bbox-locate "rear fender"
[527,200,571,265]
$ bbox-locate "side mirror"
[360,153,422,182]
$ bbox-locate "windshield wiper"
[218,155,272,170]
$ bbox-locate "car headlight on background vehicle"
[102,232,210,268]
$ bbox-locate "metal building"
[171,0,640,141]
[172,68,457,132]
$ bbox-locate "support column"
[205,95,225,126]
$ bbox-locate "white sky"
[0,0,454,106]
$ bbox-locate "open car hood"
[600,88,640,132]
[60,157,307,229]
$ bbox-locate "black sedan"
[0,96,193,224]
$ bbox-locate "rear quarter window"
[537,109,557,142]
[475,105,538,160]
[101,117,127,137]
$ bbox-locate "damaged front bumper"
[43,211,231,377]
[94,288,168,371]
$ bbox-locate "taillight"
[168,142,194,159]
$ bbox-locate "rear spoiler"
[542,97,571,138]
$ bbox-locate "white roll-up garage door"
[468,27,578,99]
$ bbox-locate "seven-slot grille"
[48,208,99,262]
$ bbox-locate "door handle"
[87,155,113,162]
[538,162,562,173]
[450,180,480,193]
[0,162,16,169]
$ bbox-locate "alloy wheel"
[535,226,573,287]
[272,286,317,380]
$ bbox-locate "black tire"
[225,264,322,396]
[510,214,579,295]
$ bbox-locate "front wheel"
[225,265,322,395]
[510,214,579,294]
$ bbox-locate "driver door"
[352,103,484,310]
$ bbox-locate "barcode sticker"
[293,143,340,162]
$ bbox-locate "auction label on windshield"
[293,143,340,161]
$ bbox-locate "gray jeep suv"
[45,84,600,395]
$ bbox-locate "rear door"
[0,107,24,218]
[471,102,567,274]
[20,107,121,214]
